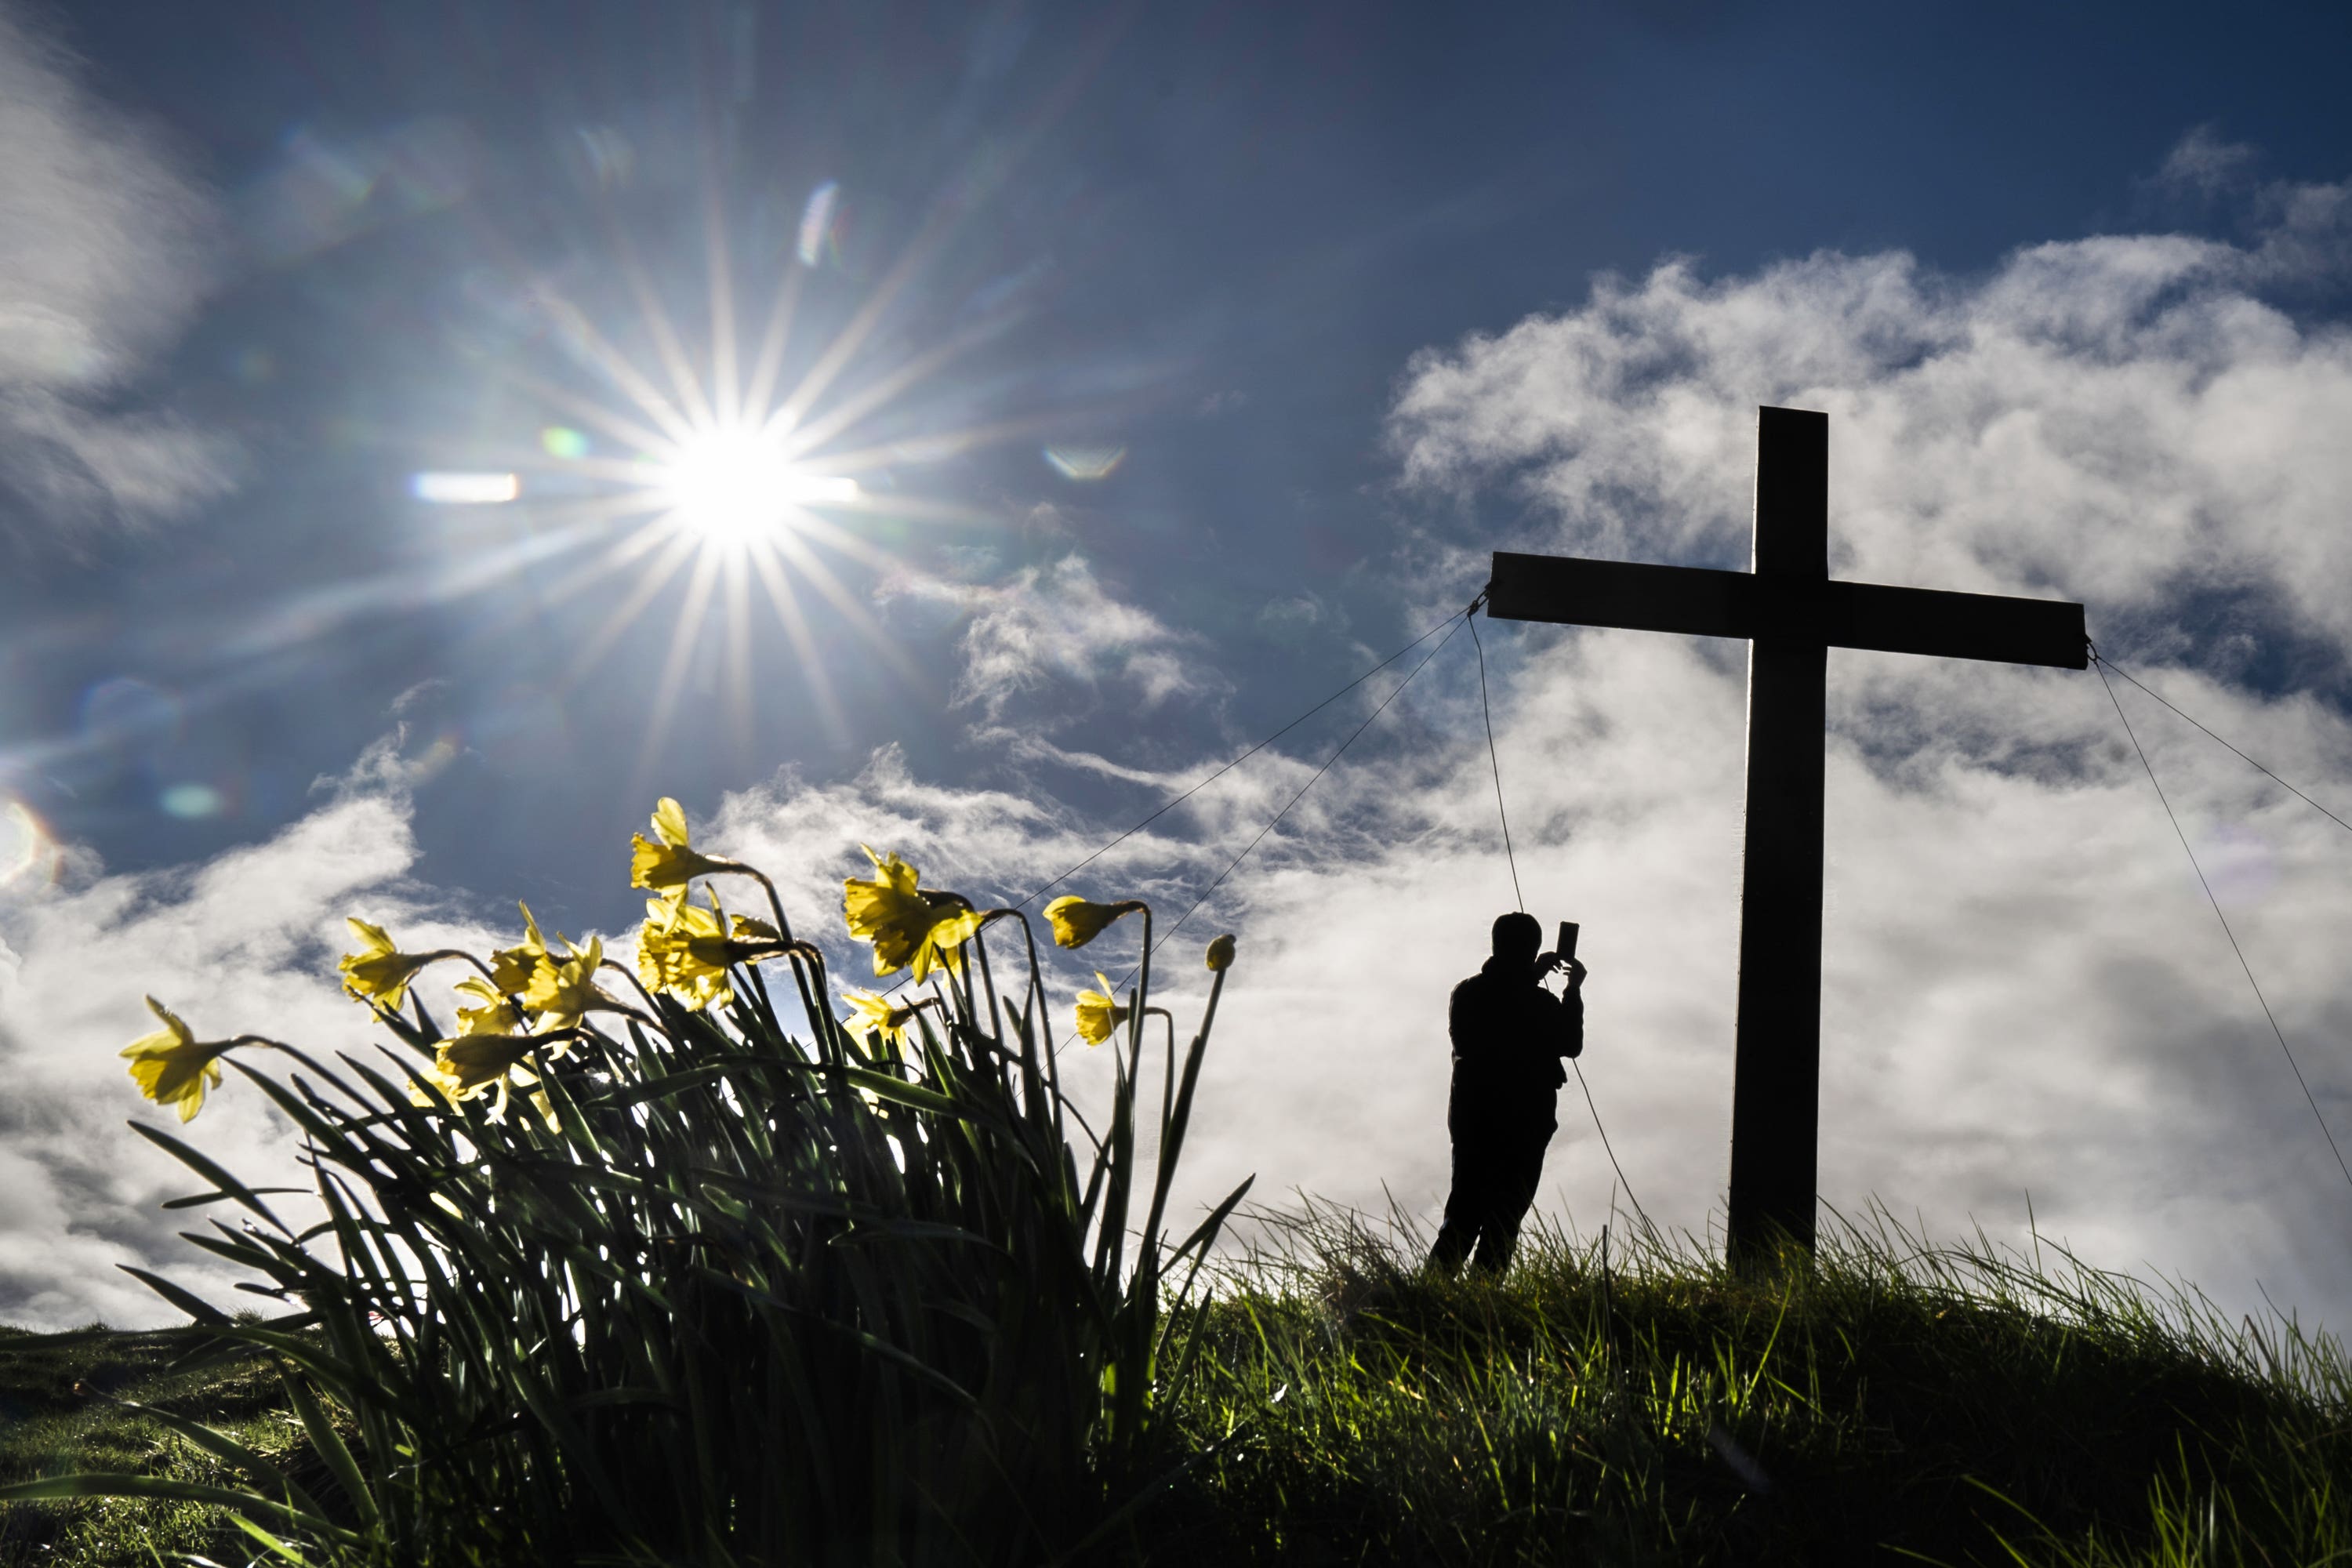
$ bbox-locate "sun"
[653,426,860,546]
[401,181,1031,788]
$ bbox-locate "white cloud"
[0,3,235,543]
[2158,125,2259,200]
[881,553,1221,724]
[1388,230,2352,654]
[0,792,420,1327]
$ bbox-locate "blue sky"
[6,0,2352,1329]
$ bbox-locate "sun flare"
[654,426,858,546]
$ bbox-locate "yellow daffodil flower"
[635,895,749,1012]
[338,918,435,1011]
[433,1033,541,1098]
[1073,973,1131,1048]
[426,1034,547,1122]
[120,997,237,1122]
[452,977,521,1037]
[843,845,982,981]
[488,902,550,995]
[842,988,922,1047]
[521,935,612,1028]
[1043,895,1147,949]
[1206,933,1236,972]
[630,796,730,902]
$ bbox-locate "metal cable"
[1054,612,1472,1055]
[2093,652,2352,1203]
[1468,603,1651,1230]
[1467,608,1524,913]
[2095,651,2352,840]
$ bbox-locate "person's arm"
[1555,957,1586,1060]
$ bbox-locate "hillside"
[5,1210,2346,1566]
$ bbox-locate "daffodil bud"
[1044,895,1146,949]
[1205,933,1236,972]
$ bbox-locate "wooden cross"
[1486,406,2086,1269]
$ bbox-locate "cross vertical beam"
[1727,408,1828,1270]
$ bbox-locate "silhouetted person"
[1427,911,1586,1276]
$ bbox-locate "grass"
[0,1324,297,1566]
[9,1204,2347,1566]
[1149,1203,2352,1566]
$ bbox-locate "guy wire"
[1011,605,1475,913]
[2093,650,2352,1203]
[875,604,1472,1007]
[1467,607,1524,913]
[1052,608,1473,1055]
[1468,601,1651,1231]
[2095,652,2352,840]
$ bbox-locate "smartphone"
[1557,920,1579,962]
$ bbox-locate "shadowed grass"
[0,1326,299,1566]
[5,1204,2349,1565]
[1152,1203,2352,1566]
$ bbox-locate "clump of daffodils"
[101,793,1255,1568]
[122,795,1241,1123]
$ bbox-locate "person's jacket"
[1448,955,1583,1096]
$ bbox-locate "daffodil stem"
[600,960,667,1020]
[717,861,829,1062]
[1140,967,1225,1265]
[1147,1007,1178,1142]
[778,945,833,1067]
[1134,910,1153,1058]
[428,949,502,985]
[1000,909,1062,1157]
[735,866,796,948]
[971,926,1004,1069]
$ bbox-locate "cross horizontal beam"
[1488,551,2088,670]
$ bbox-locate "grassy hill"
[6,1209,2346,1566]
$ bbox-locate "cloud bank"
[0,3,234,543]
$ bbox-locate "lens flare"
[159,782,227,819]
[1044,445,1126,481]
[797,181,840,267]
[0,801,58,889]
[412,471,521,504]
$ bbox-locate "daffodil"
[120,997,237,1122]
[426,1033,550,1122]
[635,895,754,1012]
[1206,933,1236,973]
[452,976,521,1037]
[338,919,434,1010]
[630,796,730,902]
[842,988,923,1047]
[843,845,982,981]
[488,903,550,995]
[521,935,613,1028]
[1043,896,1147,949]
[432,1033,541,1099]
[1073,972,1131,1048]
